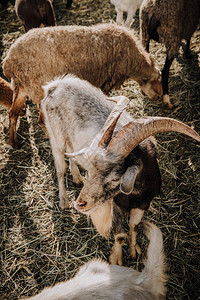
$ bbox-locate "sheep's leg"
[162,54,174,109]
[116,9,123,25]
[9,86,27,148]
[109,202,127,266]
[125,9,135,27]
[69,158,83,186]
[52,146,69,209]
[128,208,144,259]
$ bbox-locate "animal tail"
[141,221,167,298]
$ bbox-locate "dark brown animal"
[15,0,56,32]
[140,0,200,108]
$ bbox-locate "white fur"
[23,222,167,300]
[111,0,144,27]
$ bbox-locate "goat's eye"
[112,178,119,182]
[143,79,148,85]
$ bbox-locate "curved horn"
[108,117,200,158]
[65,96,129,159]
[90,96,129,150]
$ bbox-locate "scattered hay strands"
[0,1,200,299]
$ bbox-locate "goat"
[22,221,167,300]
[41,74,200,264]
[111,0,143,27]
[139,0,200,108]
[15,0,56,32]
[3,23,162,148]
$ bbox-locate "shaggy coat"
[3,23,161,105]
[140,0,200,107]
[2,23,162,148]
[15,0,56,32]
[23,222,167,300]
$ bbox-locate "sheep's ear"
[120,165,141,195]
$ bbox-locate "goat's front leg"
[69,158,83,186]
[125,9,135,27]
[116,9,123,25]
[109,202,127,266]
[128,208,144,259]
[9,85,27,148]
[52,146,69,209]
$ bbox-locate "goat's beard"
[88,200,113,239]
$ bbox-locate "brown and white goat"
[23,221,167,300]
[41,75,200,264]
[15,0,56,32]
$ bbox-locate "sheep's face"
[139,77,163,101]
[74,153,124,214]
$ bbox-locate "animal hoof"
[129,243,141,259]
[59,193,69,210]
[163,94,173,109]
[109,253,123,266]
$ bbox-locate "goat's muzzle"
[74,198,88,212]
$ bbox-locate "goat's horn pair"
[107,117,200,158]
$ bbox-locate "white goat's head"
[66,97,200,215]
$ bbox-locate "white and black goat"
[41,75,200,265]
[23,221,167,300]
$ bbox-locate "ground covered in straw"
[0,0,200,299]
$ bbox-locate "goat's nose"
[78,199,87,207]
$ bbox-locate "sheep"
[22,221,167,300]
[2,22,163,148]
[15,0,56,32]
[139,0,200,108]
[41,74,200,265]
[111,0,144,27]
[0,76,12,108]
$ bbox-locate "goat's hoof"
[129,243,141,259]
[59,194,69,210]
[163,94,173,109]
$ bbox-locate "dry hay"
[0,0,200,299]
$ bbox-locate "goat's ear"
[120,165,141,195]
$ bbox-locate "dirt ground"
[0,0,200,299]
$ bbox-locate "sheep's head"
[135,63,163,100]
[66,97,200,216]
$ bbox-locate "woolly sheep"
[15,0,56,32]
[2,23,163,148]
[140,0,200,108]
[41,74,200,264]
[111,0,143,27]
[22,221,167,300]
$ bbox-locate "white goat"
[22,221,167,300]
[111,0,143,27]
[41,74,200,264]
